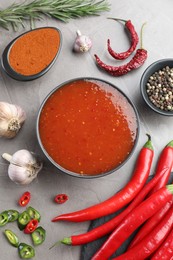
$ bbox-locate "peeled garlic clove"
[0,102,26,138]
[73,30,92,53]
[2,150,43,185]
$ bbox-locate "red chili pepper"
[128,199,173,249]
[151,224,173,260]
[107,18,139,60]
[149,140,173,195]
[18,191,31,207]
[94,23,147,76]
[112,205,173,260]
[128,140,173,249]
[24,219,38,234]
[54,194,68,204]
[52,134,153,223]
[60,168,166,246]
[95,49,147,76]
[91,185,173,260]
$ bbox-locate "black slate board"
[81,173,173,260]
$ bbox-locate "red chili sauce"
[39,79,138,175]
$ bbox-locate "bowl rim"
[140,58,173,116]
[1,26,62,81]
[36,77,140,178]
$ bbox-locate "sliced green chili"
[0,211,9,226]
[31,226,46,246]
[26,206,41,222]
[18,211,31,230]
[7,210,19,222]
[18,243,35,259]
[4,229,19,247]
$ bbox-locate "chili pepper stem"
[49,240,62,250]
[140,22,147,49]
[144,134,153,150]
[107,17,127,23]
[166,140,173,147]
[61,237,72,245]
[166,184,173,193]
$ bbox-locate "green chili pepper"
[4,229,19,247]
[31,226,46,246]
[26,206,41,222]
[0,211,9,226]
[7,210,19,222]
[18,243,35,259]
[18,211,31,230]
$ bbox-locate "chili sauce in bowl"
[37,78,139,178]
[1,27,62,81]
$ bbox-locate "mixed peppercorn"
[146,66,173,111]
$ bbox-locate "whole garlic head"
[2,150,43,185]
[0,102,26,138]
[73,30,92,53]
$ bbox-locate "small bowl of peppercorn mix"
[140,59,173,116]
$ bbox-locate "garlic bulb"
[0,102,26,138]
[2,150,43,185]
[73,30,92,53]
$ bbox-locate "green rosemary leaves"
[0,0,110,30]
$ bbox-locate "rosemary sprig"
[0,0,110,30]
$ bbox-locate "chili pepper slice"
[24,219,39,234]
[7,209,19,222]
[54,194,68,204]
[18,243,35,259]
[4,229,19,247]
[26,206,41,222]
[0,211,9,226]
[31,226,46,246]
[107,18,139,60]
[113,205,173,260]
[18,191,31,207]
[91,185,173,260]
[18,211,31,230]
[52,134,154,222]
[59,167,167,246]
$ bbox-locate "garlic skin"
[2,150,43,185]
[73,30,92,53]
[0,102,26,138]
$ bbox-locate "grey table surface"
[0,0,173,259]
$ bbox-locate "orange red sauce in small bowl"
[37,78,139,177]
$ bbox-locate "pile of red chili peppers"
[94,18,148,76]
[51,135,173,259]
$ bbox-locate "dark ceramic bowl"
[1,27,62,81]
[36,77,140,178]
[140,59,173,116]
